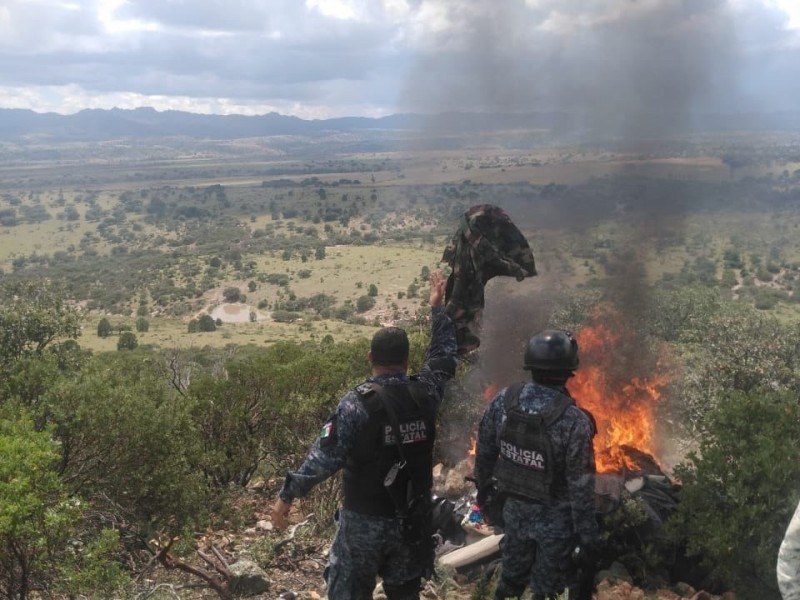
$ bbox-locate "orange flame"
[567,309,670,473]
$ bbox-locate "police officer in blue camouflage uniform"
[475,329,599,600]
[272,270,457,600]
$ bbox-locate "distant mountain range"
[1,106,799,143]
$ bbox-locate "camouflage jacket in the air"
[441,204,537,355]
[474,381,599,541]
[279,306,458,503]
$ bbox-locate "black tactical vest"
[344,381,436,517]
[494,382,573,503]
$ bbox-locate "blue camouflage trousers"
[494,498,574,598]
[325,508,424,600]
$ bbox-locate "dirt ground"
[142,490,734,600]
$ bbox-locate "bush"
[117,331,138,351]
[0,408,81,598]
[223,287,241,303]
[356,295,376,313]
[97,318,112,338]
[271,310,301,323]
[135,317,149,332]
[198,314,216,332]
[45,354,207,531]
[186,340,371,487]
[670,390,800,598]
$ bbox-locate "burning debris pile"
[430,306,684,590]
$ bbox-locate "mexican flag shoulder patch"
[320,422,333,439]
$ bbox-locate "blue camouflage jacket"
[474,382,599,541]
[279,306,458,503]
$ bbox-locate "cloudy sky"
[0,0,798,119]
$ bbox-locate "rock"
[595,579,645,600]
[596,561,633,584]
[247,477,266,490]
[672,582,697,597]
[256,519,273,531]
[687,593,714,600]
[228,558,270,596]
[443,460,473,496]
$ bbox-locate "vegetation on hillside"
[1,136,799,597]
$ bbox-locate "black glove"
[476,486,490,508]
[573,535,600,568]
[477,482,505,527]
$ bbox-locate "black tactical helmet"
[523,329,579,372]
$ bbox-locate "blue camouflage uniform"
[279,306,458,600]
[475,382,598,599]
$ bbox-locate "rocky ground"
[138,485,736,600]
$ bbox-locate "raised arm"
[416,270,458,399]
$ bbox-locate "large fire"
[567,309,670,473]
[467,309,669,472]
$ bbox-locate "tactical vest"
[494,382,574,503]
[344,381,436,517]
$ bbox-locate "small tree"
[135,317,149,333]
[356,295,376,313]
[97,318,112,338]
[0,410,82,599]
[248,281,257,292]
[198,315,216,332]
[670,390,800,597]
[117,332,138,351]
[315,246,326,260]
[368,284,378,297]
[222,287,241,303]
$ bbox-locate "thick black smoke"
[400,0,798,132]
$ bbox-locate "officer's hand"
[429,270,447,307]
[271,498,291,531]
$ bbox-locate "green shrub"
[0,408,81,599]
[117,331,138,350]
[44,354,208,531]
[223,286,242,302]
[97,317,112,338]
[670,390,800,598]
[198,314,216,332]
[186,340,371,487]
[272,310,301,323]
[356,295,376,313]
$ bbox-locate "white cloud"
[0,0,798,117]
[305,0,362,21]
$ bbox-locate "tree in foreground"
[670,390,800,598]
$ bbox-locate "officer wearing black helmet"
[475,329,599,600]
